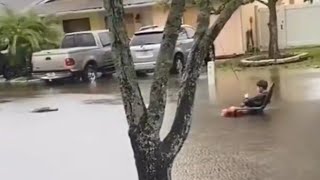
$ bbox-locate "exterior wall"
[152,6,169,26]
[58,12,105,31]
[240,0,308,51]
[183,6,199,27]
[240,4,259,52]
[151,6,199,28]
[125,6,154,34]
[210,8,245,56]
[257,4,320,49]
[285,4,320,47]
[56,7,154,37]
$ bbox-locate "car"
[130,24,196,74]
[0,51,18,80]
[32,30,115,82]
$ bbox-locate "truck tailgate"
[32,50,69,72]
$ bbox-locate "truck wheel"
[3,66,16,80]
[82,64,97,82]
[170,53,184,74]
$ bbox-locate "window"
[61,33,96,48]
[62,18,91,33]
[130,32,164,46]
[178,29,188,40]
[185,27,195,38]
[98,32,112,47]
[75,33,96,47]
[61,35,75,48]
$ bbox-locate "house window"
[63,18,91,33]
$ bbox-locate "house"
[31,0,315,57]
[2,0,317,57]
[29,0,243,56]
[30,0,159,36]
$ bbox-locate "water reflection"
[270,67,281,100]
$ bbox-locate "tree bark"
[129,124,173,180]
[268,0,280,59]
[148,0,186,133]
[104,0,147,126]
[105,0,252,180]
[105,0,185,179]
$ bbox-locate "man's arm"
[244,94,265,107]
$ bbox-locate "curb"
[240,52,309,67]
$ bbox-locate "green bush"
[0,8,62,67]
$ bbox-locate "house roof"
[0,0,43,12]
[32,0,156,15]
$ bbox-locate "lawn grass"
[215,46,320,71]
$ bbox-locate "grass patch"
[215,46,320,71]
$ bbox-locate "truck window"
[98,32,112,47]
[61,33,96,48]
[75,33,97,47]
[61,35,75,48]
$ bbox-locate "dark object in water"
[0,99,11,104]
[31,107,59,113]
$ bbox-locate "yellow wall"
[152,6,169,26]
[151,6,199,28]
[183,7,199,28]
[59,12,106,31]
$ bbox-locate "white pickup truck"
[32,30,115,82]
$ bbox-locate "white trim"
[37,2,156,16]
[22,0,49,12]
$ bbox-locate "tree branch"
[147,0,186,133]
[211,1,228,15]
[207,0,246,43]
[160,0,211,161]
[256,0,268,6]
[161,0,255,162]
[104,0,147,126]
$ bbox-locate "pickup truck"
[32,30,115,82]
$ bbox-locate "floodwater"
[1,68,320,180]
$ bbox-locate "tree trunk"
[129,125,173,180]
[104,0,252,180]
[148,0,186,133]
[104,0,148,126]
[268,1,281,59]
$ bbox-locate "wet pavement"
[1,68,320,180]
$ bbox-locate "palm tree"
[0,8,62,77]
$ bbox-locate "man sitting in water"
[221,80,269,117]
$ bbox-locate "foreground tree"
[104,0,252,179]
[257,0,281,58]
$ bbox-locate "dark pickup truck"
[0,52,19,80]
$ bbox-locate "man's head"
[256,80,268,92]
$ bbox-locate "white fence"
[257,4,320,50]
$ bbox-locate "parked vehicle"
[130,25,196,74]
[0,51,21,80]
[32,30,115,82]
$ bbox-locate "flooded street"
[1,68,320,180]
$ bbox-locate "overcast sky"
[0,0,39,11]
